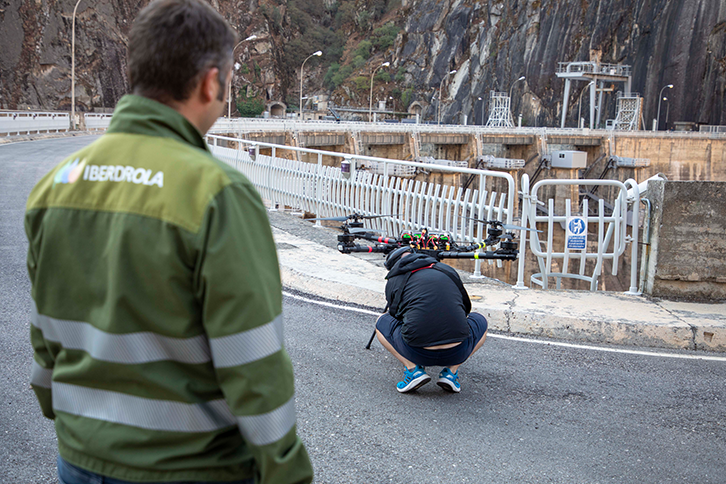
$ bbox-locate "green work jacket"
[25,95,313,483]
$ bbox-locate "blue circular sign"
[569,218,586,235]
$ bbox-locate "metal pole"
[656,84,673,131]
[299,51,322,121]
[664,98,669,131]
[228,35,258,119]
[369,62,389,123]
[71,0,82,130]
[577,81,594,128]
[478,97,483,125]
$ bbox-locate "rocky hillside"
[1,0,725,128]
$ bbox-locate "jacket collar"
[107,94,208,151]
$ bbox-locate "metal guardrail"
[699,125,726,133]
[0,111,113,135]
[206,134,516,278]
[84,113,113,131]
[210,117,726,139]
[0,112,70,136]
[556,62,632,77]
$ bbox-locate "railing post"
[514,174,530,289]
[624,179,641,295]
[316,153,323,227]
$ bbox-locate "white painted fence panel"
[0,112,69,135]
[207,135,516,271]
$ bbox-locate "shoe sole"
[397,374,431,393]
[437,378,461,393]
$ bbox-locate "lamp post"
[656,84,673,130]
[228,35,258,118]
[299,50,322,120]
[577,81,595,128]
[478,96,483,125]
[508,76,525,126]
[369,61,390,122]
[71,0,83,130]
[437,69,457,125]
[663,97,670,131]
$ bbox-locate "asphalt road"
[1,136,725,483]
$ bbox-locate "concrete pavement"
[268,211,726,353]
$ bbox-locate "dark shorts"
[375,312,488,367]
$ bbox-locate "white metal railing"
[0,111,113,135]
[84,113,113,131]
[516,174,640,293]
[699,125,726,133]
[207,134,516,277]
[556,62,632,77]
[0,112,70,136]
[210,117,726,139]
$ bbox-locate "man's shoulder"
[25,133,255,234]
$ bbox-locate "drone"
[307,213,539,262]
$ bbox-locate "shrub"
[356,10,371,31]
[237,94,265,117]
[372,22,400,51]
[354,76,369,90]
[353,40,373,59]
[330,64,353,89]
[375,70,391,83]
[353,55,367,69]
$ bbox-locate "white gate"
[516,173,641,293]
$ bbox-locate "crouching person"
[375,248,488,393]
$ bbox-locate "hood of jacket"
[385,252,438,279]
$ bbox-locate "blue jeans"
[376,312,488,367]
[58,457,254,484]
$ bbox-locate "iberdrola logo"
[53,158,86,187]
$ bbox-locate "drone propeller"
[349,227,382,235]
[307,213,398,222]
[306,216,350,222]
[466,217,541,233]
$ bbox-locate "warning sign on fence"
[566,216,588,250]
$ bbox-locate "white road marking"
[283,291,726,362]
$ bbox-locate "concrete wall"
[646,180,726,301]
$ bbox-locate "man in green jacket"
[25,1,313,482]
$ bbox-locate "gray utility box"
[551,150,587,169]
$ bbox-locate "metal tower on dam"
[556,61,633,129]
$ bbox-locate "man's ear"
[199,67,221,104]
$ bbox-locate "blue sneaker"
[396,365,431,393]
[437,368,461,393]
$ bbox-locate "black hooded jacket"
[384,253,472,347]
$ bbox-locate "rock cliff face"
[2,0,725,128]
[397,0,726,127]
[0,0,278,112]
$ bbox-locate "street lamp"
[656,84,674,130]
[478,96,484,125]
[228,35,258,118]
[437,69,457,125]
[577,81,595,128]
[508,76,525,126]
[71,0,83,130]
[368,61,390,122]
[299,50,322,120]
[509,75,526,99]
